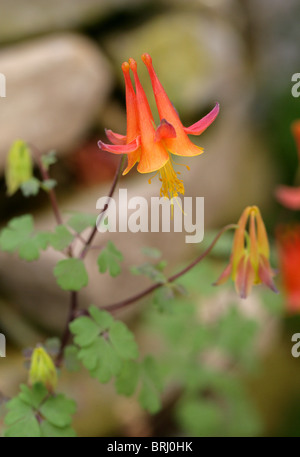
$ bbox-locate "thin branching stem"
[31,144,63,226]
[79,155,126,260]
[78,224,237,316]
[56,291,77,367]
[56,155,126,365]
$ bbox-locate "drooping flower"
[276,120,300,210]
[214,206,278,298]
[29,346,57,392]
[98,54,219,200]
[277,225,300,312]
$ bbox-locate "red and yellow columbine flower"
[214,206,278,298]
[277,225,300,313]
[98,53,219,200]
[276,121,300,210]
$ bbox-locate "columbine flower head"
[214,206,278,298]
[29,346,57,392]
[98,53,219,201]
[276,120,300,210]
[277,225,300,313]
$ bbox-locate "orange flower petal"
[123,148,141,175]
[249,209,259,270]
[142,53,209,157]
[122,62,139,142]
[232,206,251,277]
[255,207,270,258]
[129,58,169,173]
[164,136,204,157]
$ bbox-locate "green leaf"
[142,246,162,259]
[40,421,77,437]
[54,258,88,291]
[215,307,258,365]
[18,238,40,261]
[67,212,97,233]
[88,306,114,330]
[4,383,76,438]
[97,241,123,277]
[138,356,163,414]
[152,282,187,314]
[35,232,51,250]
[4,384,46,437]
[131,263,166,284]
[0,215,47,261]
[49,225,73,251]
[4,413,41,437]
[115,360,139,396]
[70,316,100,347]
[4,398,34,425]
[41,150,57,170]
[19,383,48,409]
[41,179,57,192]
[109,321,139,360]
[87,339,122,383]
[40,395,76,428]
[76,339,98,372]
[176,398,223,437]
[70,306,139,384]
[5,140,33,196]
[20,178,40,197]
[64,345,81,372]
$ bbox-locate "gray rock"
[0,0,148,43]
[247,0,300,88]
[0,33,113,172]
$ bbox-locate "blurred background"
[0,0,300,437]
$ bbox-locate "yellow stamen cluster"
[158,159,185,200]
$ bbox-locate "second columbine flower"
[214,206,278,298]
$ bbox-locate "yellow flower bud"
[29,347,57,392]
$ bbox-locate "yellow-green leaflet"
[5,140,33,195]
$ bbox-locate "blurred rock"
[0,0,149,43]
[246,0,300,88]
[104,11,249,119]
[0,33,113,173]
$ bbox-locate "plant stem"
[56,155,126,366]
[56,291,77,367]
[78,223,237,316]
[31,144,63,226]
[79,155,126,259]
